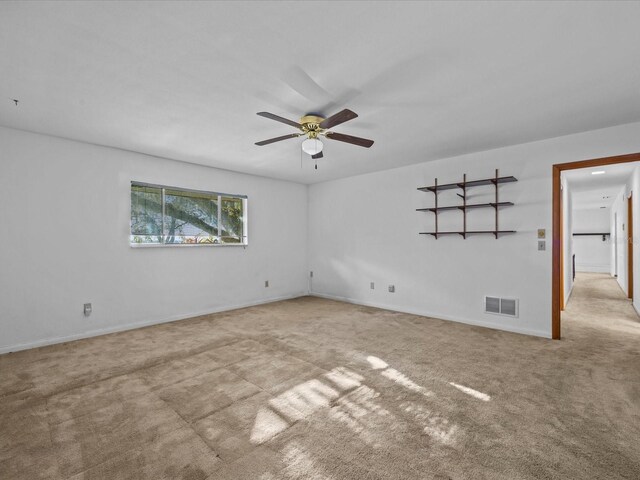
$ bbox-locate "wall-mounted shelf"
[417,169,516,239]
[420,230,517,238]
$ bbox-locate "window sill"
[130,243,248,248]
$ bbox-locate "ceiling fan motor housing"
[300,115,325,139]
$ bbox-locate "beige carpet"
[1,273,639,479]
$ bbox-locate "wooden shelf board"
[416,201,514,213]
[419,230,516,236]
[466,230,516,234]
[417,176,517,193]
[419,231,461,236]
[469,202,514,209]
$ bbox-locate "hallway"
[564,272,640,337]
[552,272,640,478]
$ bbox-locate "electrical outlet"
[370,282,375,290]
[265,280,269,287]
[83,303,92,316]
[388,285,395,293]
[538,240,546,251]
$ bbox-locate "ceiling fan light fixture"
[301,138,323,156]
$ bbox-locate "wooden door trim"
[552,152,640,340]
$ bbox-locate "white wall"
[572,208,611,273]
[609,167,640,299]
[561,177,574,304]
[612,186,630,292]
[308,122,640,338]
[631,166,640,311]
[0,126,308,353]
[611,201,619,277]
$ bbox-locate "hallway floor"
[564,272,640,336]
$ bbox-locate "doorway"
[552,152,640,339]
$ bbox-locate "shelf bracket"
[462,173,467,239]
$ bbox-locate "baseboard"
[0,293,308,355]
[310,292,551,339]
[565,282,574,306]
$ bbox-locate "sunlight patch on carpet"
[449,382,491,401]
[367,355,432,396]
[328,385,393,446]
[381,368,432,396]
[324,366,364,390]
[273,379,339,418]
[251,367,365,444]
[402,402,459,445]
[366,355,388,370]
[251,407,290,444]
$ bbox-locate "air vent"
[500,298,517,316]
[485,296,500,314]
[484,296,519,317]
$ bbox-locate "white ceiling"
[564,162,640,210]
[1,1,640,184]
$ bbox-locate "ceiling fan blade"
[283,66,333,104]
[319,109,358,129]
[255,133,300,146]
[325,132,374,148]
[312,151,323,159]
[257,112,301,129]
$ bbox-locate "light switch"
[538,240,546,251]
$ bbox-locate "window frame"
[130,181,248,248]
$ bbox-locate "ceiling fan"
[255,109,374,160]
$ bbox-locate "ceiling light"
[591,171,606,175]
[301,138,323,156]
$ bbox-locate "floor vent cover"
[485,296,519,317]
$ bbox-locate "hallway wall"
[562,176,574,304]
[611,187,627,289]
[609,166,640,305]
[573,208,611,273]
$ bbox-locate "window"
[130,182,247,246]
